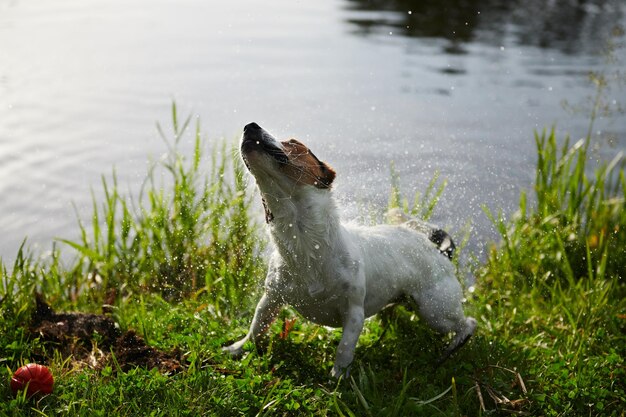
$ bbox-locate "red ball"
[10,363,54,397]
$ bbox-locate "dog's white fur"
[224,123,477,377]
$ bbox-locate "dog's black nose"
[244,122,262,132]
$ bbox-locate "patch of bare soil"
[30,294,184,374]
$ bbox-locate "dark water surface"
[1,0,625,263]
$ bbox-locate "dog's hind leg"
[409,282,477,364]
[437,316,477,365]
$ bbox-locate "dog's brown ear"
[307,148,335,189]
[315,162,336,189]
[282,138,336,189]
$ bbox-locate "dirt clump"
[30,294,183,374]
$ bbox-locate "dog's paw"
[331,364,351,380]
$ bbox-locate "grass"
[479,128,625,415]
[1,103,625,416]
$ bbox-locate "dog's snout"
[244,122,262,133]
[241,122,288,165]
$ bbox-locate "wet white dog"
[223,122,476,378]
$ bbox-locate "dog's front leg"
[223,292,282,356]
[331,303,365,378]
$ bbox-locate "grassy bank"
[1,108,624,416]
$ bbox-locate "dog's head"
[240,123,336,195]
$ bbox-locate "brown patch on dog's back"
[281,139,335,189]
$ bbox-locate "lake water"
[1,0,625,264]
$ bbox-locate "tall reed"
[59,104,265,314]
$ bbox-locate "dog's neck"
[262,187,341,267]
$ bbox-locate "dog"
[223,122,477,378]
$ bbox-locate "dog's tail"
[386,208,456,259]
